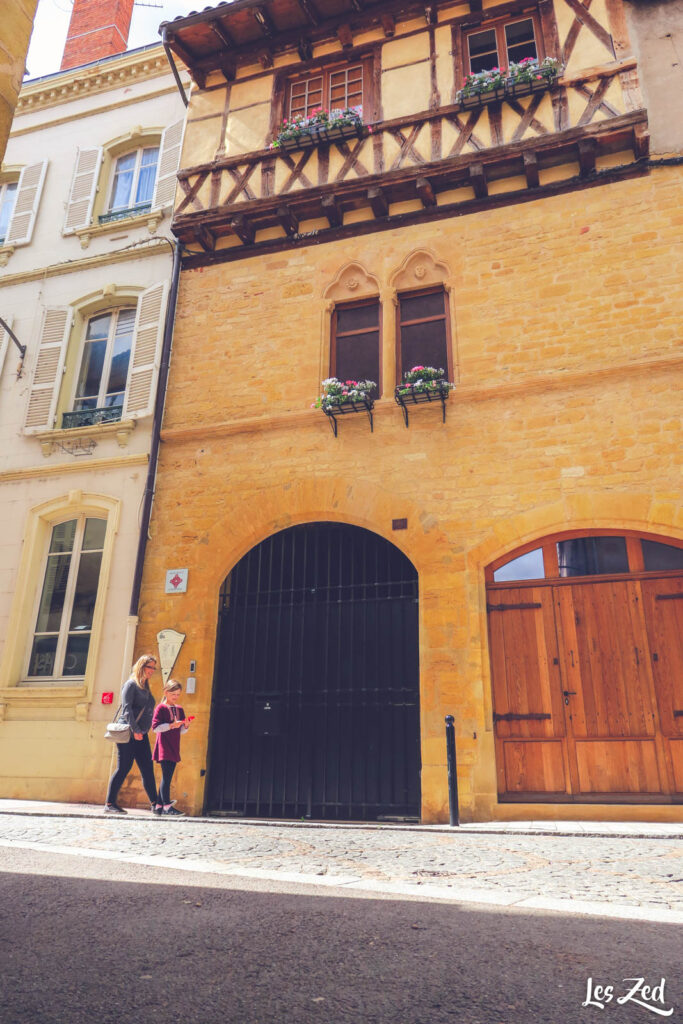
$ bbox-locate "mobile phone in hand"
[187,715,195,721]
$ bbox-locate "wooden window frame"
[463,12,545,75]
[396,286,453,385]
[285,55,374,122]
[106,145,160,215]
[72,306,136,416]
[485,530,683,586]
[330,297,382,398]
[25,515,106,683]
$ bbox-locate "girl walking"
[152,680,191,816]
[105,655,159,813]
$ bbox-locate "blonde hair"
[132,654,156,689]
[163,679,182,699]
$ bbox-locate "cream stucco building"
[0,41,187,803]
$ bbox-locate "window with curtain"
[108,146,159,214]
[72,308,135,420]
[27,517,106,679]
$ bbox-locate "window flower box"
[456,58,560,108]
[314,377,375,436]
[394,366,455,427]
[505,57,561,98]
[271,107,367,152]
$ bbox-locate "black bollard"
[445,714,459,827]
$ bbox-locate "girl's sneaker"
[152,805,163,816]
[104,803,126,814]
[162,806,185,816]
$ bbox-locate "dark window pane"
[493,548,544,582]
[468,29,500,73]
[69,551,103,630]
[75,339,106,402]
[63,633,91,676]
[35,553,71,632]
[399,291,445,323]
[83,518,106,551]
[335,332,380,396]
[337,303,378,332]
[49,520,77,554]
[557,536,629,577]
[400,320,448,377]
[28,635,58,676]
[642,540,683,572]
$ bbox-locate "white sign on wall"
[157,628,186,685]
[165,568,188,593]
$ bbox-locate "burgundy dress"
[152,703,187,763]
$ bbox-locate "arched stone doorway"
[486,530,683,803]
[207,522,421,820]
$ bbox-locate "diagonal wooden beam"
[297,0,320,24]
[253,5,276,37]
[167,35,206,89]
[562,0,615,57]
[209,20,235,49]
[176,172,208,215]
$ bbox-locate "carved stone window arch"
[322,263,382,395]
[390,250,454,384]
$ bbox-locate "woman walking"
[152,679,191,816]
[104,654,159,814]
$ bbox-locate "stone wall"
[0,0,37,162]
[135,166,683,822]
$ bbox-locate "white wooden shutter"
[122,282,168,420]
[0,316,13,379]
[63,148,102,234]
[5,161,48,246]
[24,307,72,433]
[152,120,184,211]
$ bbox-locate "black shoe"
[104,803,127,814]
[152,805,163,816]
[162,806,185,816]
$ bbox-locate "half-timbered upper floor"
[164,0,649,264]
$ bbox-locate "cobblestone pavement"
[0,811,681,913]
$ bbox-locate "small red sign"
[101,692,114,705]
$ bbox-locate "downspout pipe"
[129,238,183,617]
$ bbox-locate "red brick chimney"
[60,0,135,71]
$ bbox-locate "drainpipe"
[128,238,183,622]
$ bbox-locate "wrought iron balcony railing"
[61,406,123,430]
[99,203,152,225]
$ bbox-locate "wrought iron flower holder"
[278,122,365,152]
[394,382,451,428]
[322,396,374,437]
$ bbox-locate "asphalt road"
[0,846,679,1024]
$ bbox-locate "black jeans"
[106,734,158,807]
[158,760,177,805]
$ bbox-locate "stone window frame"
[0,492,120,713]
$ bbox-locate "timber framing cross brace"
[174,110,650,263]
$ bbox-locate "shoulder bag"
[104,704,145,744]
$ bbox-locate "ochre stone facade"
[0,0,37,161]
[137,167,683,822]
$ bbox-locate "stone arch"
[389,248,451,294]
[322,260,380,307]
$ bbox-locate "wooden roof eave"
[163,0,448,82]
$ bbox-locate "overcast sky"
[26,0,213,80]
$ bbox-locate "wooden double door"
[488,575,683,801]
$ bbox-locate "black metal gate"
[207,523,421,820]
